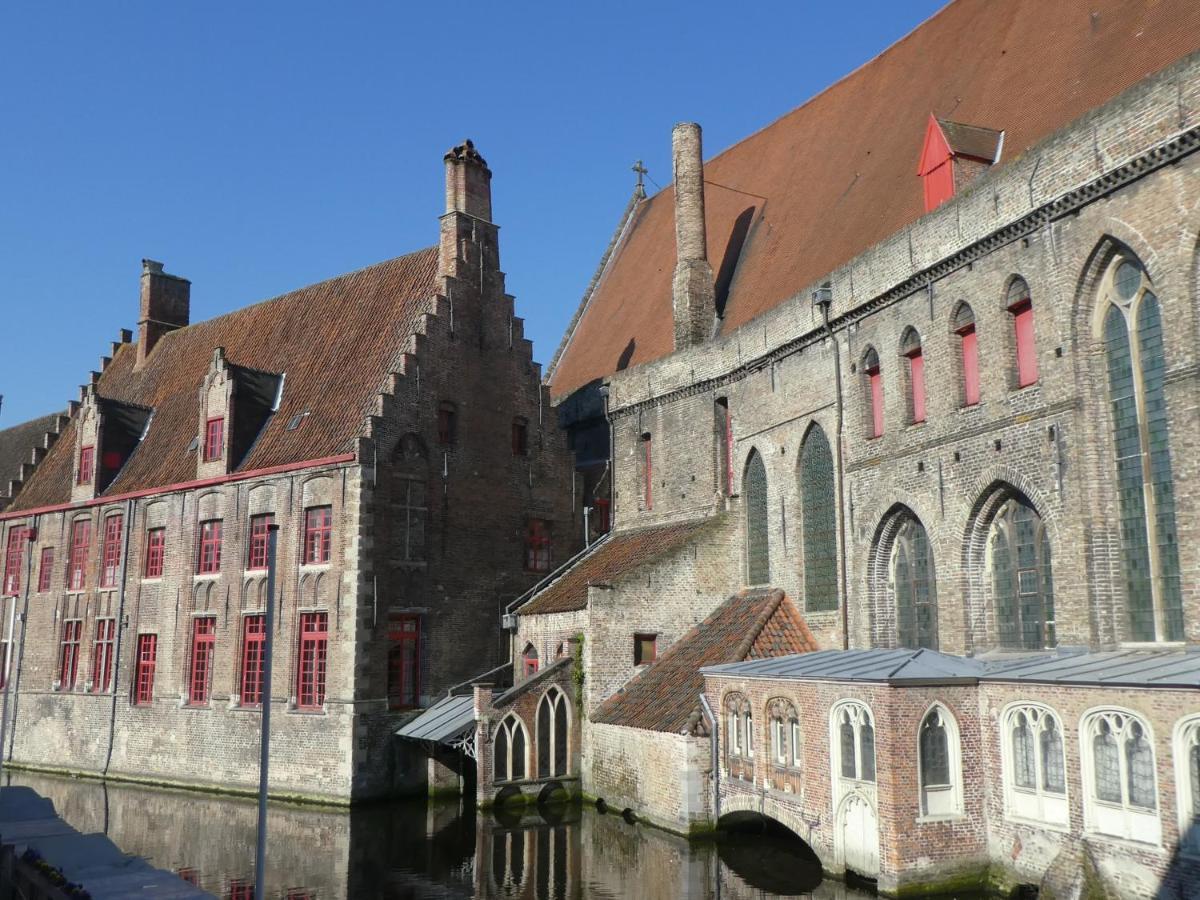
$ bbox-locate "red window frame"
[1011,299,1039,387]
[3,525,28,596]
[867,365,884,438]
[959,324,980,406]
[91,618,116,692]
[99,514,123,588]
[907,348,926,424]
[387,614,420,710]
[59,619,82,690]
[522,644,539,677]
[228,880,254,900]
[197,520,222,574]
[247,514,273,570]
[303,507,332,565]
[37,547,54,592]
[511,418,528,456]
[203,417,224,462]
[133,634,157,705]
[68,519,91,591]
[143,528,165,578]
[593,497,611,535]
[524,519,552,572]
[642,434,653,508]
[296,612,328,710]
[188,616,216,705]
[239,614,266,706]
[77,445,94,485]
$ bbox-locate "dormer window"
[77,446,95,485]
[198,347,282,473]
[203,417,224,462]
[917,115,1003,213]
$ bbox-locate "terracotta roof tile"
[518,518,712,616]
[9,248,440,511]
[0,414,61,504]
[548,0,1200,399]
[593,589,817,734]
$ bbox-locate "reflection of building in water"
[477,805,576,900]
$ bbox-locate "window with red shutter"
[524,519,552,572]
[387,615,420,710]
[955,304,980,407]
[240,615,266,706]
[522,643,539,677]
[297,612,328,710]
[188,617,216,705]
[143,528,165,579]
[91,618,115,692]
[864,348,884,438]
[133,634,157,705]
[99,514,123,588]
[247,514,272,570]
[77,446,94,485]
[68,519,91,591]
[1008,278,1039,388]
[38,547,54,592]
[303,507,332,565]
[593,497,611,535]
[228,879,254,900]
[59,620,82,690]
[197,520,222,574]
[909,350,926,423]
[203,417,224,462]
[3,526,28,596]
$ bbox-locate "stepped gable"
[8,247,440,512]
[0,414,62,507]
[518,518,712,616]
[547,0,1200,400]
[593,588,817,734]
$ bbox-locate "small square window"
[634,633,657,666]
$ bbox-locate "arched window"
[1174,716,1200,856]
[799,425,837,612]
[491,829,527,895]
[715,398,733,496]
[953,303,979,406]
[640,432,653,510]
[768,698,799,769]
[1099,258,1183,642]
[1007,277,1039,387]
[989,496,1055,649]
[1003,704,1068,826]
[863,347,883,438]
[833,702,876,784]
[1081,709,1160,843]
[536,688,569,778]
[918,706,962,817]
[743,451,770,585]
[891,515,938,649]
[900,328,926,424]
[521,643,539,677]
[724,693,750,762]
[493,715,528,783]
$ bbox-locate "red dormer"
[917,114,1004,213]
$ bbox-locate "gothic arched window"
[799,425,837,612]
[900,327,926,424]
[833,701,875,784]
[1007,277,1039,388]
[521,643,539,678]
[1175,716,1200,856]
[536,688,570,778]
[892,516,938,649]
[724,693,751,764]
[743,451,770,585]
[989,496,1055,649]
[1099,258,1183,642]
[494,715,527,784]
[1081,709,1160,843]
[918,706,962,817]
[768,698,800,769]
[1003,704,1067,826]
[954,303,980,406]
[863,347,883,438]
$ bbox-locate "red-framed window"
[907,348,926,424]
[99,514,123,588]
[144,528,165,578]
[865,353,884,438]
[524,519,552,572]
[593,497,611,535]
[37,547,54,592]
[3,525,28,596]
[522,643,539,677]
[68,519,91,591]
[959,324,980,406]
[511,417,528,456]
[59,619,82,690]
[303,507,332,565]
[188,617,216,705]
[203,417,224,462]
[239,615,266,706]
[387,614,420,710]
[133,634,157,705]
[228,879,254,900]
[641,433,653,508]
[91,618,116,692]
[197,520,222,574]
[247,514,273,570]
[634,633,657,666]
[1011,298,1039,387]
[437,402,457,446]
[296,612,328,710]
[77,445,95,485]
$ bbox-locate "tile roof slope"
[0,414,60,498]
[518,518,714,616]
[593,588,817,734]
[8,248,441,511]
[547,0,1200,399]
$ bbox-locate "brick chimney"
[137,259,190,367]
[671,122,715,350]
[440,139,495,276]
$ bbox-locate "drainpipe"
[0,516,37,771]
[820,297,851,651]
[699,693,719,823]
[599,385,615,527]
[102,499,136,777]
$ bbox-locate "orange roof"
[9,248,440,511]
[548,0,1200,399]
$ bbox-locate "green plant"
[572,633,585,714]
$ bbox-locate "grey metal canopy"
[702,648,984,685]
[396,694,475,747]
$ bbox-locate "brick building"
[0,140,577,803]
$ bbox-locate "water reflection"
[5,771,877,899]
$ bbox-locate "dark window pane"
[1040,718,1065,794]
[920,714,950,787]
[840,717,856,779]
[800,425,838,611]
[1012,713,1036,789]
[744,453,770,584]
[1126,722,1156,810]
[1093,723,1121,803]
[860,721,876,782]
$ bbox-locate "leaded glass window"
[920,711,950,787]
[989,496,1055,649]
[1013,711,1036,789]
[893,516,938,649]
[1041,718,1065,794]
[744,451,770,585]
[835,702,875,784]
[1101,259,1184,641]
[768,699,799,769]
[495,716,527,783]
[860,718,876,783]
[840,713,857,778]
[800,425,838,611]
[1087,711,1157,811]
[1004,705,1068,825]
[1094,721,1122,803]
[725,694,750,764]
[1126,721,1155,810]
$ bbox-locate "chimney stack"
[671,123,715,350]
[137,259,190,367]
[443,139,492,222]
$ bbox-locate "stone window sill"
[1082,827,1163,851]
[1004,810,1070,833]
[915,812,967,825]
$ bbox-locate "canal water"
[5,770,886,899]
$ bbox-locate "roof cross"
[632,159,648,195]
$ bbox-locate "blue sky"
[0,1,945,426]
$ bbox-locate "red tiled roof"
[518,518,713,616]
[9,248,440,511]
[593,589,817,734]
[0,414,61,505]
[547,0,1200,399]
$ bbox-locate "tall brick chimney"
[137,259,190,367]
[671,122,715,350]
[440,140,495,276]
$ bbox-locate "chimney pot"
[137,259,191,367]
[671,123,716,350]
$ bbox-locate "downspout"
[102,498,136,777]
[823,302,851,651]
[699,693,719,823]
[1,515,37,767]
[600,385,615,528]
